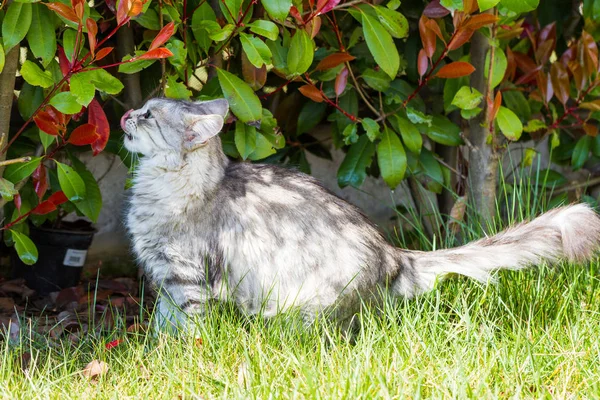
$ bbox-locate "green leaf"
[39,130,56,151]
[266,37,289,73]
[217,68,262,123]
[20,60,54,88]
[240,33,272,68]
[262,0,292,20]
[361,12,399,79]
[248,20,279,41]
[342,124,359,145]
[70,72,96,106]
[337,135,376,188]
[118,52,156,74]
[297,101,327,135]
[390,114,422,154]
[484,47,507,89]
[362,118,380,142]
[592,135,600,157]
[191,2,217,55]
[133,8,161,30]
[522,148,537,167]
[478,0,501,11]
[17,82,44,119]
[503,89,531,120]
[523,119,546,132]
[460,107,482,119]
[443,76,469,113]
[56,161,86,202]
[419,149,443,193]
[572,135,592,170]
[441,0,463,10]
[2,2,32,52]
[451,86,483,110]
[374,6,409,39]
[10,230,38,265]
[209,24,235,42]
[3,157,42,183]
[0,178,18,201]
[287,30,314,76]
[0,43,5,74]
[377,127,406,189]
[406,107,432,126]
[425,115,463,146]
[27,4,56,67]
[49,92,82,114]
[500,0,539,13]
[63,29,82,63]
[165,75,192,99]
[86,69,124,94]
[235,122,257,160]
[538,169,566,188]
[496,106,523,140]
[166,39,187,71]
[248,132,277,160]
[362,68,391,92]
[71,157,103,222]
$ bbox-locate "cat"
[122,98,600,332]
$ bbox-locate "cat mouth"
[121,109,133,140]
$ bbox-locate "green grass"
[2,167,600,398]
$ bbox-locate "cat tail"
[391,204,600,298]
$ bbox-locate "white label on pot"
[63,249,87,267]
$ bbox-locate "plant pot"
[11,221,96,295]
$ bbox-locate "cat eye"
[142,110,153,119]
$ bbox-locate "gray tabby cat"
[122,98,600,331]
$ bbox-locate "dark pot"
[11,222,96,294]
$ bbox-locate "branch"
[550,176,600,195]
[0,157,31,167]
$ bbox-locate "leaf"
[56,161,86,202]
[435,62,475,79]
[484,47,507,88]
[580,100,600,111]
[315,53,356,71]
[71,157,102,222]
[95,47,114,62]
[150,21,176,50]
[248,20,279,41]
[20,61,54,88]
[342,124,359,145]
[39,130,56,151]
[538,169,566,188]
[425,115,463,145]
[137,48,174,60]
[217,68,262,123]
[240,33,272,68]
[0,178,18,201]
[82,360,109,379]
[424,0,451,18]
[248,132,277,160]
[571,135,592,170]
[69,73,96,106]
[317,0,341,14]
[390,114,422,154]
[361,68,391,91]
[374,6,409,39]
[297,102,327,135]
[362,12,399,79]
[44,2,78,23]
[10,231,38,266]
[68,124,100,145]
[406,107,433,126]
[3,2,32,52]
[32,164,48,200]
[448,27,475,51]
[419,15,437,58]
[165,75,192,99]
[235,123,257,160]
[550,62,570,105]
[335,67,348,96]
[88,99,110,155]
[451,86,483,110]
[337,135,376,188]
[523,119,546,133]
[500,0,539,14]
[0,44,4,74]
[496,106,523,141]
[377,127,406,189]
[362,118,380,141]
[191,2,217,55]
[287,30,314,76]
[4,157,42,183]
[17,83,43,120]
[463,14,499,30]
[241,52,267,91]
[298,85,324,102]
[418,49,428,78]
[262,0,292,20]
[49,92,82,114]
[478,0,500,11]
[31,200,57,215]
[86,18,98,56]
[27,4,56,67]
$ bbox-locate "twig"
[550,176,600,195]
[304,74,359,122]
[346,62,379,117]
[0,157,31,167]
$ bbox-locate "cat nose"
[120,109,133,130]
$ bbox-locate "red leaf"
[423,0,450,18]
[137,48,174,60]
[48,191,69,206]
[14,194,22,212]
[44,2,79,23]
[462,14,499,31]
[512,51,537,73]
[88,99,110,156]
[568,61,585,93]
[435,61,475,79]
[58,47,70,77]
[290,6,303,24]
[298,85,324,103]
[316,0,341,15]
[583,123,598,137]
[241,52,267,91]
[31,200,57,216]
[315,53,355,71]
[489,91,501,123]
[550,62,569,105]
[73,0,84,20]
[149,21,176,51]
[448,27,474,51]
[69,123,100,146]
[535,39,554,65]
[426,19,445,44]
[86,18,98,57]
[536,71,553,104]
[34,112,60,136]
[335,67,348,97]
[128,0,144,17]
[505,47,516,82]
[32,165,48,200]
[463,0,478,14]
[116,0,131,24]
[538,22,556,44]
[581,31,599,81]
[304,15,321,39]
[105,339,123,350]
[417,49,428,78]
[419,15,437,58]
[94,47,114,62]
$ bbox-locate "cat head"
[121,98,229,156]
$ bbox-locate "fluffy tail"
[392,204,600,298]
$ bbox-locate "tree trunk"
[116,26,143,109]
[467,30,499,223]
[0,46,20,172]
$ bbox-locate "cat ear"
[183,114,224,151]
[191,99,229,117]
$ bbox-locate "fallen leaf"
[105,339,123,350]
[82,360,109,379]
